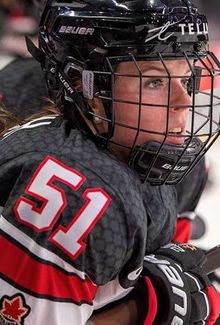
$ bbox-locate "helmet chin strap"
[129,138,203,185]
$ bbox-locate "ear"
[88,98,107,131]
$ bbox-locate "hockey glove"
[141,243,220,325]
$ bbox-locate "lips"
[166,125,186,145]
[166,135,185,145]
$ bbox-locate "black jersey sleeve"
[0,150,147,281]
[0,119,148,317]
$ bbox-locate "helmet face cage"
[38,0,220,185]
[92,52,220,184]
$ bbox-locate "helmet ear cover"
[26,35,109,141]
[27,36,94,118]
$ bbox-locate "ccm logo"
[59,26,94,35]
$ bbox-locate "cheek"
[114,77,139,102]
[113,78,168,138]
[114,103,139,127]
[140,107,167,131]
[142,87,169,105]
[113,102,167,132]
[112,103,139,146]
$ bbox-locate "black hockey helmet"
[28,0,220,185]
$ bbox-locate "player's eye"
[181,78,191,91]
[144,78,164,89]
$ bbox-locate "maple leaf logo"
[0,294,30,325]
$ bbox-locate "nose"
[170,79,192,111]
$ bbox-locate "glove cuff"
[143,276,158,325]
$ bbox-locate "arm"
[89,243,220,325]
[89,298,142,325]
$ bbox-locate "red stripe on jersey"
[0,235,97,303]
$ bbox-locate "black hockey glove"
[141,243,220,325]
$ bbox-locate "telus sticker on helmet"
[145,21,209,43]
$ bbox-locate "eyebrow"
[115,63,192,77]
[141,65,192,76]
[142,66,166,73]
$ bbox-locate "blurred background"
[0,0,219,249]
[0,0,39,65]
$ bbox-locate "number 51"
[14,156,111,259]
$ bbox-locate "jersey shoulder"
[0,116,147,286]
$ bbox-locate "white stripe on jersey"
[0,276,133,324]
[0,215,86,280]
[2,116,57,141]
[94,279,133,310]
[0,278,93,325]
[0,216,133,301]
[0,216,135,321]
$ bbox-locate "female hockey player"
[0,1,219,324]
